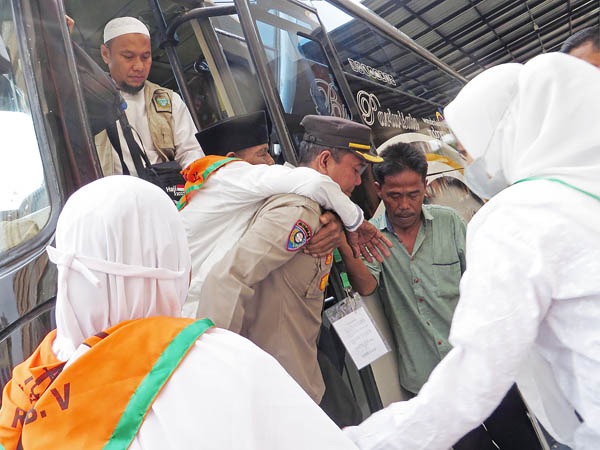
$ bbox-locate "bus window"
[206,1,352,156]
[253,3,351,124]
[314,0,463,147]
[0,1,50,255]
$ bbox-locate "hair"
[373,142,428,184]
[297,141,345,166]
[560,26,600,53]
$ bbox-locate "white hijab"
[47,176,190,361]
[444,52,600,197]
[444,52,600,444]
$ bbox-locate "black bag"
[106,113,186,203]
[137,160,185,202]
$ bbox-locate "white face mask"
[464,157,508,200]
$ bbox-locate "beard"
[119,82,145,95]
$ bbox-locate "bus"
[1,1,549,446]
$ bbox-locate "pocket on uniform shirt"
[432,260,461,299]
[281,254,329,301]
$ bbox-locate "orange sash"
[176,155,240,210]
[0,316,213,450]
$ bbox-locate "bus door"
[218,0,390,416]
[155,0,387,416]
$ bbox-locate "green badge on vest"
[153,91,172,113]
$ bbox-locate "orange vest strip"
[176,155,240,210]
[0,317,214,450]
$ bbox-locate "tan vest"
[94,80,176,176]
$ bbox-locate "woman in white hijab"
[344,52,600,450]
[0,175,358,450]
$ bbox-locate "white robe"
[344,53,600,450]
[133,328,358,450]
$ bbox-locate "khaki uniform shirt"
[198,194,333,403]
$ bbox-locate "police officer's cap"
[196,111,269,156]
[300,115,383,163]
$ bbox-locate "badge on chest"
[152,91,172,113]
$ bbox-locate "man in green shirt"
[339,142,541,450]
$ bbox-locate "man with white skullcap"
[0,176,360,450]
[344,53,600,450]
[94,17,203,177]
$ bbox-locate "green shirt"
[366,204,466,393]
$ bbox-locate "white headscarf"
[47,176,190,361]
[444,52,600,197]
[444,52,600,443]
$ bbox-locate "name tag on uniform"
[325,292,390,370]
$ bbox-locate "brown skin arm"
[304,211,344,257]
[338,236,378,296]
[305,213,393,265]
[345,220,392,264]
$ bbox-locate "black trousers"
[452,384,543,450]
[317,325,363,428]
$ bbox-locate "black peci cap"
[299,115,383,163]
[196,111,269,156]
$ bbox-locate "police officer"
[196,115,385,423]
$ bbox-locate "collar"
[376,204,434,233]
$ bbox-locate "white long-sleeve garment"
[111,88,203,175]
[180,161,363,317]
[344,52,600,450]
[49,175,358,450]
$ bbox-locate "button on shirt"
[365,204,466,393]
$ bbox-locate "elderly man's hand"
[346,221,393,263]
[305,211,343,257]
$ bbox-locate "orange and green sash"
[0,316,213,450]
[176,155,240,210]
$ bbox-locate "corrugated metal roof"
[361,0,600,78]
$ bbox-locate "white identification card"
[325,293,390,370]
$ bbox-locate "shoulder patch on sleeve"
[287,220,312,252]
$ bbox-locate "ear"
[315,149,333,173]
[225,151,238,158]
[374,180,383,199]
[100,44,110,65]
[423,178,430,199]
